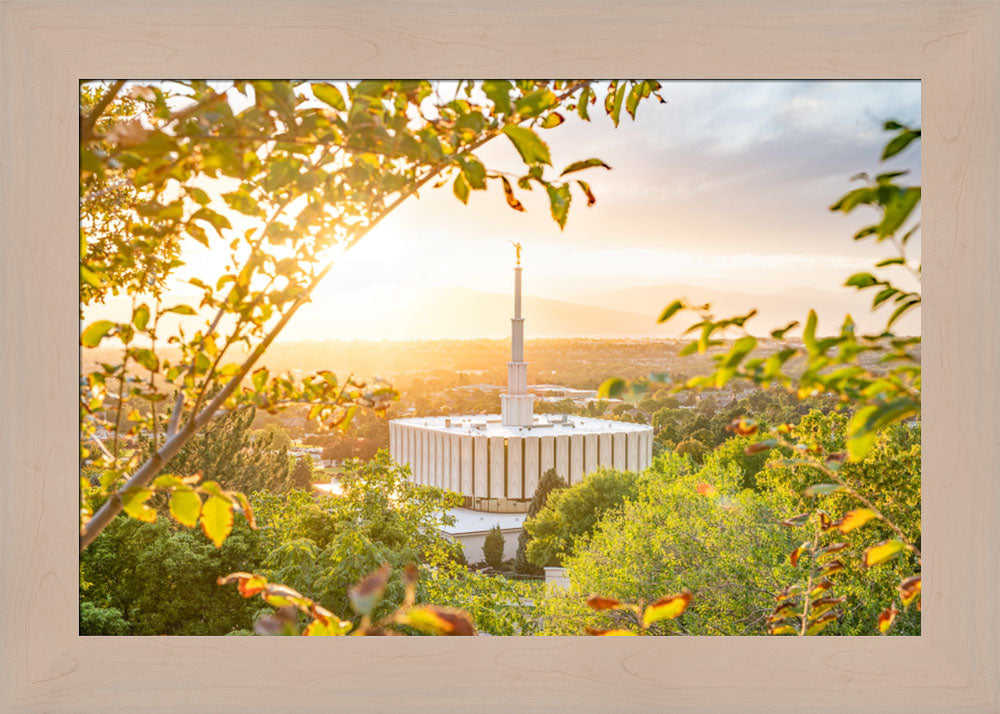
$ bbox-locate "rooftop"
[390,413,651,437]
[441,507,526,535]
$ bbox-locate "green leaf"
[845,273,879,289]
[121,488,157,523]
[458,157,486,190]
[252,368,269,391]
[882,129,920,159]
[502,125,551,166]
[164,304,197,315]
[200,495,234,547]
[132,304,150,331]
[81,320,115,347]
[545,183,571,229]
[875,257,906,267]
[452,172,470,204]
[721,336,757,368]
[312,82,346,110]
[482,80,513,115]
[560,158,611,176]
[802,310,818,354]
[540,112,564,129]
[658,300,684,323]
[846,398,919,461]
[770,321,799,339]
[887,297,920,328]
[597,377,626,399]
[609,82,626,127]
[514,89,557,119]
[131,348,159,371]
[169,488,202,528]
[878,187,920,238]
[803,483,843,498]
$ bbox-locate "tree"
[514,468,567,574]
[536,453,795,636]
[524,467,640,568]
[674,437,708,464]
[79,79,667,551]
[290,455,315,490]
[482,525,505,569]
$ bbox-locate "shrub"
[483,525,505,570]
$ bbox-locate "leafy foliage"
[515,468,567,574]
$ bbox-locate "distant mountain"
[569,283,921,337]
[301,286,662,339]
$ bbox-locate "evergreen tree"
[483,525,505,570]
[514,469,567,574]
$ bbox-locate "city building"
[389,248,653,514]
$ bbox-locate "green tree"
[483,525,505,569]
[79,78,667,550]
[290,455,314,490]
[537,453,796,636]
[524,467,640,567]
[515,468,567,574]
[79,602,130,636]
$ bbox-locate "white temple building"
[389,247,653,513]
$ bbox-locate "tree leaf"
[132,304,150,331]
[877,605,899,634]
[560,158,611,176]
[513,89,556,119]
[540,112,564,129]
[577,180,595,206]
[399,605,476,635]
[200,495,234,547]
[502,125,551,166]
[882,129,920,159]
[585,627,636,636]
[452,172,470,204]
[500,176,525,212]
[169,487,201,527]
[482,79,513,115]
[642,590,692,626]
[658,300,684,323]
[838,508,878,533]
[121,487,157,523]
[545,183,571,229]
[348,563,391,615]
[81,320,115,347]
[597,376,626,399]
[585,595,624,611]
[863,539,905,567]
[899,575,921,607]
[804,483,843,498]
[311,82,345,110]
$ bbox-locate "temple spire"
[501,243,534,426]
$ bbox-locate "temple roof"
[390,413,651,438]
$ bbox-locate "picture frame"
[2,1,998,709]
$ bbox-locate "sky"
[87,80,922,340]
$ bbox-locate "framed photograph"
[2,1,998,710]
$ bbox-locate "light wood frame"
[2,1,998,710]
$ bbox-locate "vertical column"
[555,434,569,480]
[421,429,431,485]
[598,433,612,468]
[524,435,539,498]
[474,435,488,498]
[461,435,474,496]
[584,433,598,477]
[540,434,555,476]
[437,432,448,488]
[449,433,461,492]
[570,433,584,484]
[613,432,626,470]
[643,429,653,469]
[429,430,439,487]
[507,435,523,499]
[388,422,396,461]
[490,437,505,500]
[626,431,639,472]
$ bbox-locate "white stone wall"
[389,422,654,503]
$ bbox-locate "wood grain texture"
[1,0,998,710]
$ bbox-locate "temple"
[389,246,653,513]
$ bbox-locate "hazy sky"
[88,80,921,339]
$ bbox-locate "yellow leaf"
[586,595,624,611]
[768,624,798,636]
[864,539,905,567]
[399,606,476,636]
[585,627,635,636]
[200,495,233,547]
[121,488,156,523]
[303,618,352,636]
[838,508,878,533]
[899,576,921,607]
[877,606,899,634]
[642,590,692,627]
[805,612,838,635]
[169,488,201,527]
